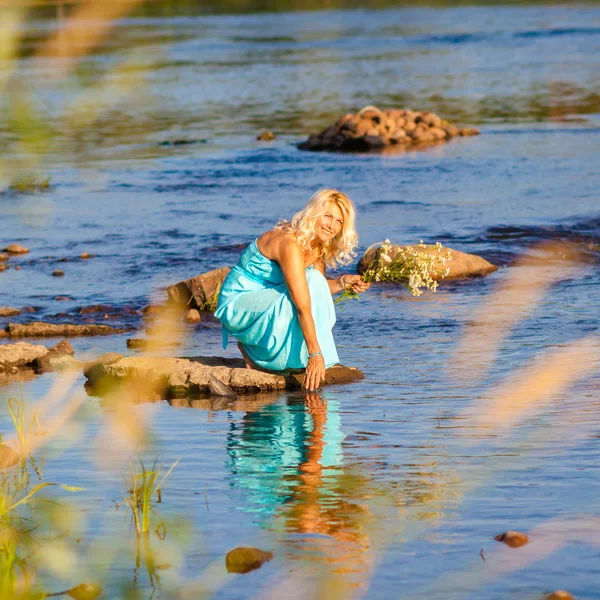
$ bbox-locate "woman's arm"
[276,238,326,391]
[314,260,371,296]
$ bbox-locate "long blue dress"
[215,239,340,372]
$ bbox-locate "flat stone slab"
[85,355,364,398]
[0,340,74,373]
[0,342,48,372]
[5,322,127,337]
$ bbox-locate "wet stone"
[545,592,575,600]
[0,253,8,261]
[0,264,8,272]
[52,270,65,277]
[0,307,21,317]
[84,356,364,398]
[256,131,276,141]
[494,531,529,548]
[225,547,273,574]
[6,322,127,337]
[184,309,201,324]
[3,243,29,254]
[298,105,479,153]
[358,244,497,280]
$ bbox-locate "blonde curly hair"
[276,189,358,269]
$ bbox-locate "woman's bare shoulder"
[258,229,301,260]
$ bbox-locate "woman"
[215,189,370,391]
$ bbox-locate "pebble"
[256,131,276,141]
[225,547,273,574]
[494,531,529,548]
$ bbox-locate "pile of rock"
[298,105,479,153]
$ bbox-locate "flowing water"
[0,2,599,598]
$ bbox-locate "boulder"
[84,355,364,398]
[30,339,75,373]
[166,267,230,313]
[82,353,124,381]
[0,342,49,372]
[0,264,8,272]
[298,105,479,153]
[3,244,29,254]
[6,322,127,337]
[0,253,8,261]
[47,355,83,372]
[0,307,21,317]
[358,244,497,280]
[80,252,94,259]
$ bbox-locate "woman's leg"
[237,341,258,370]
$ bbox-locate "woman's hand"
[305,353,326,391]
[341,274,371,294]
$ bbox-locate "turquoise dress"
[215,239,340,371]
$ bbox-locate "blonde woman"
[215,189,370,391]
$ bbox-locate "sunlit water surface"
[0,3,599,598]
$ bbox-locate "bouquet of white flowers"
[337,239,452,303]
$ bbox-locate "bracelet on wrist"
[339,275,350,290]
[308,351,322,359]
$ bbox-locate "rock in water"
[184,309,201,324]
[209,374,238,399]
[0,307,21,317]
[225,547,273,574]
[6,322,126,337]
[84,356,364,398]
[298,105,479,153]
[167,267,231,312]
[0,342,49,372]
[3,244,29,254]
[358,244,497,280]
[256,131,276,141]
[494,531,529,548]
[545,592,575,600]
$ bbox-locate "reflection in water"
[227,392,374,588]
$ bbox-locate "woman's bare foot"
[237,342,259,370]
